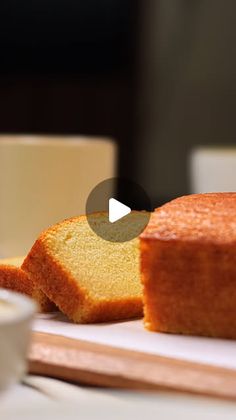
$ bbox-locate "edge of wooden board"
[28,331,236,400]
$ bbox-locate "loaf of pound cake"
[140,193,236,338]
[0,257,55,312]
[22,212,143,323]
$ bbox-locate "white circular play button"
[86,177,152,242]
[108,198,131,223]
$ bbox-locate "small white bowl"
[0,289,36,391]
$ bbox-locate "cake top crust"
[141,193,236,243]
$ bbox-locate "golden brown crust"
[0,264,54,312]
[30,288,57,313]
[141,193,236,338]
[22,214,143,323]
[22,238,90,321]
[142,193,236,244]
[0,265,34,295]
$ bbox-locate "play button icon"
[86,177,152,242]
[109,198,131,223]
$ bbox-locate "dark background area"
[0,0,138,187]
[1,0,236,207]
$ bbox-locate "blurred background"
[0,0,236,207]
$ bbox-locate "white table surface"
[1,375,236,420]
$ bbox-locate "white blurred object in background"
[0,136,117,257]
[189,147,236,194]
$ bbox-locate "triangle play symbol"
[108,198,131,223]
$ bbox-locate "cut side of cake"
[0,256,55,312]
[140,193,236,339]
[22,213,143,323]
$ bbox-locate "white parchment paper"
[33,313,236,370]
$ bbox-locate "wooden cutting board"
[29,331,236,400]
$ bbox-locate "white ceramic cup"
[0,289,36,391]
[0,136,117,257]
[189,147,236,194]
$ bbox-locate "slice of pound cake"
[140,193,236,338]
[22,213,143,323]
[0,256,55,312]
